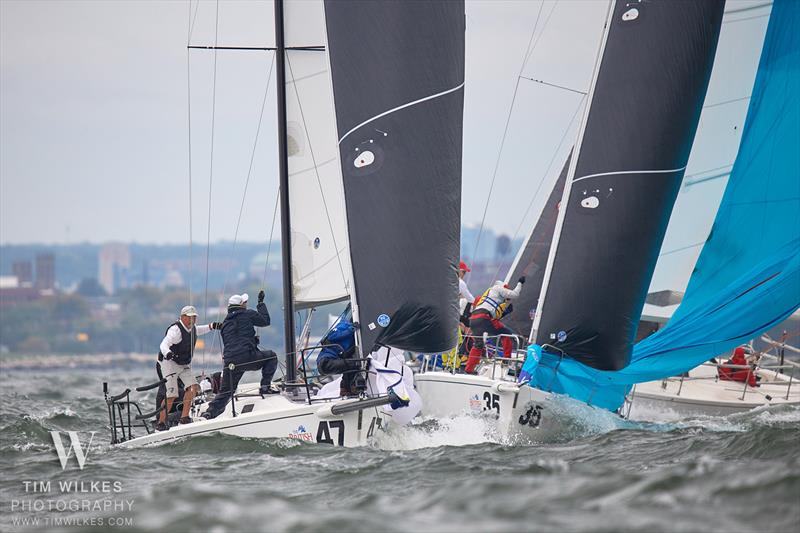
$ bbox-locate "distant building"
[98,244,131,295]
[12,261,33,287]
[161,269,185,288]
[35,253,55,290]
[0,278,41,306]
[0,275,19,289]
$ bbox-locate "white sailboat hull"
[626,363,800,418]
[116,386,389,448]
[414,368,560,442]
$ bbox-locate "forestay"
[323,1,465,355]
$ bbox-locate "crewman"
[316,317,371,397]
[443,260,475,369]
[718,346,760,387]
[458,260,475,323]
[202,290,279,419]
[155,306,220,431]
[464,277,525,374]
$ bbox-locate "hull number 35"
[518,404,543,428]
[483,392,500,415]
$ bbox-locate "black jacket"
[220,302,270,362]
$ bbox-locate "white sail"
[284,0,350,308]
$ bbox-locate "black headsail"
[323,1,465,355]
[531,0,725,370]
[505,153,571,337]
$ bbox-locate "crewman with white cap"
[155,305,221,431]
[202,289,279,419]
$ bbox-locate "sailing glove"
[165,352,175,361]
[518,276,526,284]
[258,290,265,303]
[211,322,222,330]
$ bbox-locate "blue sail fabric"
[522,0,800,411]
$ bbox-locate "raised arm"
[249,301,271,327]
[496,281,523,300]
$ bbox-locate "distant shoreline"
[1,352,160,371]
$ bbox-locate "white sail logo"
[50,431,96,470]
[354,150,375,168]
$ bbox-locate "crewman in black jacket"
[202,290,279,419]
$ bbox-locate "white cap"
[228,294,243,305]
[241,293,249,303]
[180,305,198,317]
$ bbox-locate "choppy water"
[1,365,798,532]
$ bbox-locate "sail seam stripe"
[337,82,465,144]
[572,166,687,183]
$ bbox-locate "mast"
[274,0,297,384]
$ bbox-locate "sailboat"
[416,0,733,438]
[103,0,466,447]
[618,0,800,417]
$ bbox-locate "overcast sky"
[1,0,770,273]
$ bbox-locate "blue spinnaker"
[522,0,800,411]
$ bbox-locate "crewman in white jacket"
[464,277,525,374]
[155,306,220,430]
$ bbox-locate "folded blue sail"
[522,0,800,411]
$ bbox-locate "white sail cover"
[315,348,422,425]
[284,0,350,308]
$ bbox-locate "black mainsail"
[531,0,725,370]
[323,1,465,355]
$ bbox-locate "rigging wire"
[262,191,281,286]
[704,95,752,109]
[216,51,276,315]
[195,51,277,373]
[187,0,195,309]
[188,0,201,44]
[519,76,586,95]
[284,54,350,290]
[490,95,586,282]
[201,0,221,369]
[470,0,556,268]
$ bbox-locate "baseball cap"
[228,294,243,305]
[180,305,198,317]
[459,260,471,272]
[241,293,249,303]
